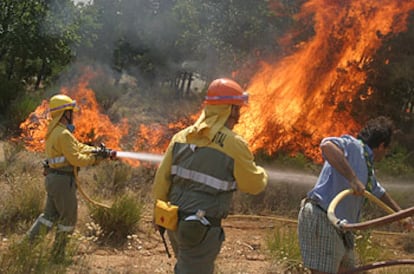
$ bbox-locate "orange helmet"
[204,78,248,106]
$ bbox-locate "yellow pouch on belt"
[154,199,179,231]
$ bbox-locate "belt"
[303,197,327,213]
[46,168,74,176]
[179,211,222,227]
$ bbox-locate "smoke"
[37,1,182,94]
[41,1,286,94]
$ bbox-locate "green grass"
[0,232,81,274]
[353,231,414,273]
[266,224,309,273]
[265,226,414,274]
[354,231,382,264]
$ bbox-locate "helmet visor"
[205,92,248,105]
[49,100,78,113]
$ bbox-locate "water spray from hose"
[74,149,164,209]
[114,151,164,163]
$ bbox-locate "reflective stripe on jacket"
[46,123,97,169]
[47,156,66,165]
[171,165,236,191]
[168,143,236,219]
[153,127,267,202]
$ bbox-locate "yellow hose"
[328,189,414,231]
[74,167,111,209]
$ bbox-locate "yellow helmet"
[49,94,77,118]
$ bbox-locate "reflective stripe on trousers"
[38,213,54,227]
[57,223,74,233]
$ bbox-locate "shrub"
[354,231,381,265]
[0,233,78,273]
[0,174,44,233]
[376,144,414,178]
[7,93,42,132]
[89,193,143,245]
[0,76,25,127]
[94,161,132,197]
[0,141,25,173]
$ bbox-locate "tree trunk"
[7,57,15,80]
[35,59,47,90]
[185,72,193,97]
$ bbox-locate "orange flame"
[133,114,199,154]
[19,100,50,151]
[62,80,129,151]
[19,67,197,166]
[235,0,414,162]
[19,69,129,153]
[19,1,414,164]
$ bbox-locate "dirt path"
[0,212,412,273]
[65,214,413,274]
[67,215,288,274]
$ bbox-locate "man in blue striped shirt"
[298,116,411,273]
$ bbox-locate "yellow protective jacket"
[152,105,268,203]
[46,123,97,169]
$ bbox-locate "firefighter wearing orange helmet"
[26,94,114,262]
[152,78,268,273]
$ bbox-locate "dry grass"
[266,223,309,273]
[231,181,307,219]
[0,140,413,273]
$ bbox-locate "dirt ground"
[1,212,413,274]
[66,214,281,274]
[62,212,414,274]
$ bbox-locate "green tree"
[172,0,286,81]
[362,14,414,126]
[0,0,98,133]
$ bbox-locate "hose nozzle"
[92,143,116,159]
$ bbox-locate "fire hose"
[73,149,170,255]
[339,259,414,274]
[74,167,111,209]
[73,150,164,209]
[327,189,414,273]
[327,189,414,231]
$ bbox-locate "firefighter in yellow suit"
[152,78,268,274]
[26,94,113,262]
